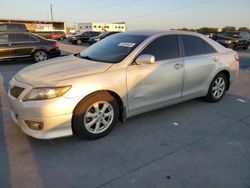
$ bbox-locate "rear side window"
[9,34,37,42]
[140,35,179,61]
[204,41,216,54]
[182,35,216,56]
[0,34,9,44]
[182,35,206,56]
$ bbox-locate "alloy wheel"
[212,77,225,99]
[84,101,114,134]
[35,51,48,62]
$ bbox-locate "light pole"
[50,4,54,31]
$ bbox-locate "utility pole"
[50,4,54,31]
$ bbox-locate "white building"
[78,22,126,32]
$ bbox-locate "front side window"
[140,35,179,61]
[80,34,147,63]
[0,34,9,44]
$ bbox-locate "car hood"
[14,55,113,87]
[71,34,81,37]
[217,36,240,41]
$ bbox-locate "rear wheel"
[72,92,119,140]
[77,39,82,45]
[205,73,228,103]
[33,50,48,63]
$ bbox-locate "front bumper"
[7,78,78,139]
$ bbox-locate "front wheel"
[243,42,249,50]
[72,92,119,140]
[205,73,228,103]
[76,39,82,45]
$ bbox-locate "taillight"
[234,53,239,61]
[53,43,59,48]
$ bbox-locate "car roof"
[122,30,229,53]
[0,31,29,34]
[0,23,25,25]
[121,30,204,37]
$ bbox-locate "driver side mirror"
[135,54,155,65]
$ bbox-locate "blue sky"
[0,0,249,30]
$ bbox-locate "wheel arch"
[32,47,49,55]
[72,90,125,122]
[218,70,230,90]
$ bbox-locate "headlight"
[225,40,232,44]
[23,86,71,101]
[94,38,100,41]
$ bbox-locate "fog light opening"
[25,120,44,131]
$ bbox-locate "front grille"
[10,86,25,98]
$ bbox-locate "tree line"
[178,26,250,35]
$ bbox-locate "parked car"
[69,31,101,44]
[215,32,250,50]
[50,31,66,40]
[88,31,120,45]
[8,30,239,140]
[33,31,66,40]
[66,32,76,39]
[0,23,27,32]
[0,32,61,62]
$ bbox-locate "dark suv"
[68,31,101,44]
[216,31,250,50]
[0,32,61,62]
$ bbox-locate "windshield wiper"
[80,55,93,60]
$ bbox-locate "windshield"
[99,32,111,37]
[79,34,147,63]
[223,32,240,38]
[75,32,84,36]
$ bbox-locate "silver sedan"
[8,30,239,139]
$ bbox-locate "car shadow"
[1,58,250,187]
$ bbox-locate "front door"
[127,35,184,113]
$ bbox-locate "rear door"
[0,34,12,59]
[181,35,218,98]
[9,33,38,58]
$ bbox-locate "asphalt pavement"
[0,42,250,188]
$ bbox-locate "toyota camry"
[8,30,239,140]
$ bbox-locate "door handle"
[173,63,183,70]
[8,43,11,47]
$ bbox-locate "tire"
[205,73,228,103]
[72,92,119,140]
[243,42,249,50]
[76,39,82,45]
[33,50,48,63]
[231,43,236,50]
